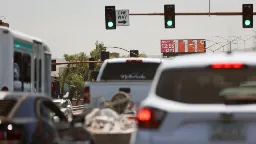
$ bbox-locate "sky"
[1,0,256,58]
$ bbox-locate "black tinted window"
[156,68,256,104]
[101,62,160,80]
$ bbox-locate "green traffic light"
[167,20,173,26]
[244,20,251,26]
[108,21,114,27]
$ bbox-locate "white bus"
[0,26,52,96]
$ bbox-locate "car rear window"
[155,68,256,104]
[0,100,17,116]
[101,62,160,80]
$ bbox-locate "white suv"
[131,52,256,144]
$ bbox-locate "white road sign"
[116,10,130,26]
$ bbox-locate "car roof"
[0,26,51,53]
[106,57,163,63]
[0,92,51,100]
[160,52,256,69]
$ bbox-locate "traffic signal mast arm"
[129,12,256,16]
[52,61,103,65]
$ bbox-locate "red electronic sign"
[160,40,175,53]
[161,39,206,53]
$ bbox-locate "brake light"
[126,60,143,62]
[137,107,166,129]
[0,130,23,140]
[1,87,8,92]
[211,63,243,69]
[7,130,23,140]
[83,86,90,104]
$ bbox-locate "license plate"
[210,123,246,141]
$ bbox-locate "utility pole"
[208,0,211,17]
[229,41,232,52]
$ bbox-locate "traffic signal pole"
[129,12,256,16]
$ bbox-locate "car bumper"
[132,130,256,144]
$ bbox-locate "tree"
[120,53,147,58]
[138,53,147,57]
[59,41,106,100]
[59,52,89,99]
[90,41,105,71]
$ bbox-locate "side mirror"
[71,115,85,127]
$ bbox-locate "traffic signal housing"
[51,81,60,98]
[105,6,116,30]
[130,50,139,57]
[242,4,253,28]
[51,59,56,71]
[89,58,95,70]
[101,51,110,61]
[0,20,9,27]
[164,4,175,28]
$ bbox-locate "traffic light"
[0,20,9,27]
[130,50,139,57]
[242,4,253,28]
[89,58,95,70]
[51,59,56,71]
[52,81,60,98]
[164,5,175,28]
[101,51,110,61]
[51,81,57,98]
[105,6,116,30]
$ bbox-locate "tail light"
[1,87,8,91]
[211,63,244,69]
[137,107,166,129]
[0,130,24,140]
[83,86,90,104]
[6,130,23,140]
[0,124,24,141]
[126,60,142,62]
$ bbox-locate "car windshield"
[101,62,160,80]
[155,68,256,104]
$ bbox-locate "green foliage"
[121,53,147,58]
[90,41,105,71]
[59,52,89,98]
[59,41,148,99]
[59,41,104,99]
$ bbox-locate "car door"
[36,98,69,143]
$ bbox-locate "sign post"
[116,10,130,26]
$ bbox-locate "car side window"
[39,99,68,123]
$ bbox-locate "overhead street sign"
[116,9,130,26]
